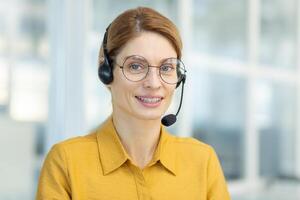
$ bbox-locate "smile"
[136,96,163,103]
[135,96,163,108]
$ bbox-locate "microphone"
[161,75,186,126]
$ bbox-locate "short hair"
[98,7,183,67]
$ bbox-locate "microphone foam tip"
[161,114,177,126]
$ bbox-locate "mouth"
[135,96,164,108]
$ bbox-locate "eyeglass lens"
[121,55,185,84]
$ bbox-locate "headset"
[98,24,186,126]
[98,25,114,85]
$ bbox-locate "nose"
[143,67,162,89]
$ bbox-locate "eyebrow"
[128,56,146,61]
[124,55,177,63]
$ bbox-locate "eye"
[160,64,175,73]
[129,63,145,70]
[127,62,147,74]
[130,63,142,70]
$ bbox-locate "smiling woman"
[109,31,178,122]
[36,7,231,200]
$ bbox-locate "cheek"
[110,72,126,96]
[110,78,136,101]
[166,85,176,97]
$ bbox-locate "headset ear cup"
[98,24,113,85]
[98,57,113,84]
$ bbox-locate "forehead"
[116,31,177,64]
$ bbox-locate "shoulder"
[49,130,99,158]
[57,130,97,146]
[167,134,216,162]
[171,135,214,153]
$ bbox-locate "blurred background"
[0,0,300,199]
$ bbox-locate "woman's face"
[108,31,177,121]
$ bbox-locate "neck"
[112,111,161,169]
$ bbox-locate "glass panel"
[257,81,297,177]
[10,62,49,122]
[191,68,246,180]
[193,0,247,61]
[9,1,49,121]
[0,0,49,199]
[0,12,9,107]
[0,58,9,108]
[260,0,297,69]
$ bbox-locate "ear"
[106,84,112,91]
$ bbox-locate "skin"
[107,31,177,168]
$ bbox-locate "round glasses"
[115,55,186,85]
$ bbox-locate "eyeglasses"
[115,55,186,85]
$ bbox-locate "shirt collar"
[96,116,129,175]
[151,125,177,175]
[96,116,177,176]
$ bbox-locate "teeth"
[137,96,162,103]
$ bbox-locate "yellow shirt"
[36,117,231,200]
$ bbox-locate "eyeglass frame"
[113,55,187,85]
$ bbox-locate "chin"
[134,101,170,120]
[134,110,164,121]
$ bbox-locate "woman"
[36,7,231,200]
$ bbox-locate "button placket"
[136,170,145,183]
[128,163,148,199]
[130,163,156,200]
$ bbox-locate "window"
[0,1,49,199]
